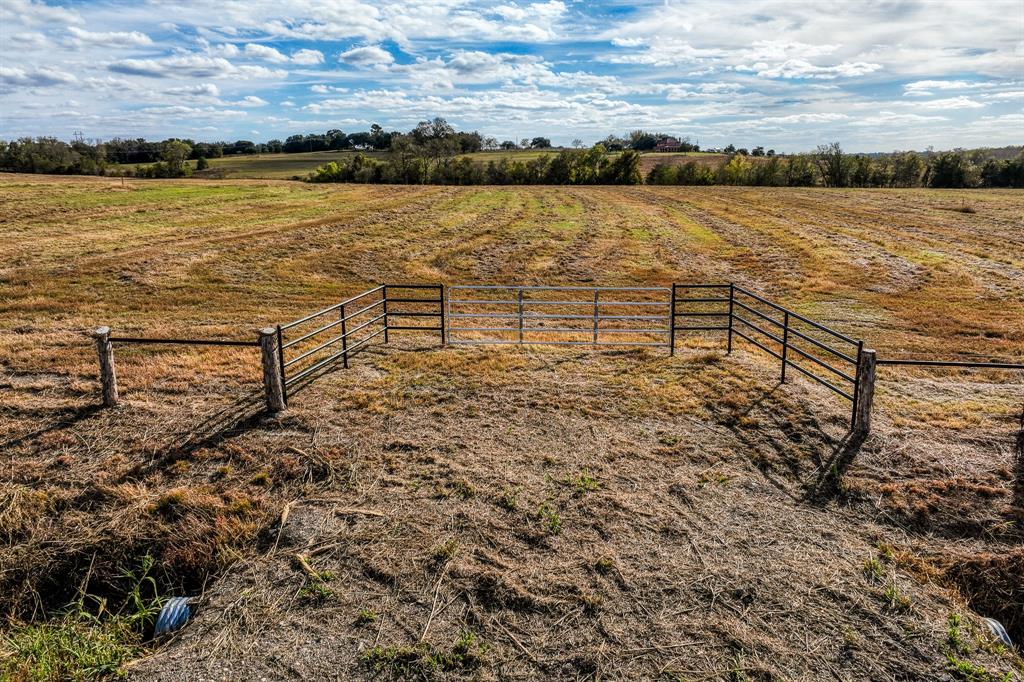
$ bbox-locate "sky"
[1,0,1022,152]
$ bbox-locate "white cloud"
[291,48,324,65]
[165,83,220,98]
[10,32,49,48]
[0,0,82,26]
[339,44,394,68]
[0,65,77,88]
[68,26,152,47]
[237,95,268,107]
[742,59,882,80]
[108,54,286,80]
[914,96,986,110]
[244,43,289,63]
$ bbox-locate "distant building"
[654,136,683,152]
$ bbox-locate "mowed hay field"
[1,174,1022,680]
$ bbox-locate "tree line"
[1,123,1021,187]
[309,136,1024,188]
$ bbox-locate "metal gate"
[446,285,671,348]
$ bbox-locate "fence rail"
[277,284,444,399]
[447,285,671,348]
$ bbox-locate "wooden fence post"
[258,327,286,413]
[852,348,876,437]
[93,326,118,407]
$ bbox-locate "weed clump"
[361,631,487,677]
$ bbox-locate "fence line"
[93,280,1023,435]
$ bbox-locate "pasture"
[1,174,1021,679]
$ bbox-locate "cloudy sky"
[1,0,1022,151]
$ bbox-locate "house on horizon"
[654,136,683,152]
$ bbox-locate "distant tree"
[196,156,209,170]
[530,136,552,149]
[751,146,765,157]
[628,130,659,151]
[601,149,642,184]
[571,138,583,149]
[766,149,775,157]
[723,143,736,154]
[925,152,976,188]
[601,135,627,151]
[499,140,518,150]
[890,152,924,187]
[520,138,530,149]
[161,140,192,174]
[814,142,849,187]
[784,155,816,186]
[850,155,873,187]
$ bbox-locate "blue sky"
[1,0,1022,152]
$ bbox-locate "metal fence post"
[258,328,286,413]
[439,284,446,345]
[276,324,287,405]
[441,284,448,345]
[780,311,790,382]
[592,289,600,345]
[727,283,735,354]
[340,303,349,369]
[852,347,876,437]
[93,326,119,407]
[669,285,676,356]
[382,285,389,344]
[517,288,524,344]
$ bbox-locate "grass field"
[1,174,1022,679]
[112,149,726,179]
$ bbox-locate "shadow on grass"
[0,402,106,451]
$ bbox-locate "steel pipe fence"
[446,285,672,348]
[669,283,865,429]
[276,283,444,402]
[96,280,1022,432]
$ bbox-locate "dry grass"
[1,174,1022,678]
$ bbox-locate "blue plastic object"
[154,597,191,636]
[983,617,1013,648]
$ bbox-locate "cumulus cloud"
[108,54,285,79]
[10,32,48,48]
[244,43,290,63]
[0,0,82,27]
[291,48,324,65]
[741,59,882,79]
[339,44,394,67]
[68,26,152,47]
[0,65,77,88]
[165,83,221,98]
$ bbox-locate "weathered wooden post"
[93,326,118,407]
[852,348,877,437]
[258,327,286,413]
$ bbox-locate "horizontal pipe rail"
[448,340,668,347]
[280,285,385,330]
[877,359,1024,369]
[108,337,259,347]
[733,286,859,346]
[450,285,670,292]
[674,325,731,331]
[281,318,343,349]
[673,283,731,289]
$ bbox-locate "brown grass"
[1,174,1022,678]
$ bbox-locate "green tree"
[814,142,848,187]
